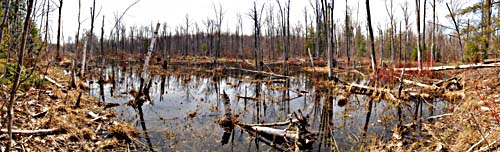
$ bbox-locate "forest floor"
[1,54,499,151]
[0,58,141,151]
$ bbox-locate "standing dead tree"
[320,0,334,78]
[89,0,96,67]
[75,0,81,61]
[385,0,396,64]
[280,0,291,62]
[236,13,244,58]
[415,0,423,71]
[213,3,224,65]
[430,0,437,66]
[249,1,265,71]
[142,23,160,78]
[108,0,140,47]
[56,0,63,61]
[6,0,34,151]
[401,2,411,64]
[345,0,351,65]
[314,0,321,58]
[0,0,11,44]
[184,14,190,56]
[445,2,464,61]
[366,0,377,73]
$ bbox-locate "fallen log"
[396,77,439,91]
[0,128,60,135]
[338,80,464,103]
[238,119,300,127]
[41,75,66,90]
[224,67,293,79]
[394,62,500,71]
[236,95,261,101]
[236,110,316,151]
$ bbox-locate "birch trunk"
[142,23,161,78]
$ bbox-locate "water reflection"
[87,64,451,151]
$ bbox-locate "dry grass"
[371,68,500,151]
[0,57,140,151]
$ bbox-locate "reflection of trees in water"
[92,64,449,151]
[137,105,155,151]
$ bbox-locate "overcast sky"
[41,0,477,42]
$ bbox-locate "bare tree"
[142,23,160,78]
[401,2,411,63]
[276,0,291,64]
[345,0,351,65]
[385,0,395,64]
[236,13,244,58]
[378,27,384,65]
[430,0,437,65]
[101,16,104,61]
[56,0,63,60]
[445,2,463,61]
[0,0,11,43]
[75,0,81,61]
[320,0,333,77]
[415,0,423,71]
[482,0,492,60]
[6,0,34,151]
[366,0,377,72]
[213,3,224,65]
[249,1,264,70]
[184,14,190,56]
[314,0,321,58]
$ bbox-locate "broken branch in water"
[224,66,293,79]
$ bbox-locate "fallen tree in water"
[394,62,500,71]
[217,90,316,151]
[327,75,464,104]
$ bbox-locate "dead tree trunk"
[431,0,436,65]
[213,3,224,65]
[6,0,34,151]
[378,28,384,66]
[366,0,377,73]
[0,0,11,44]
[402,2,410,64]
[252,2,262,70]
[345,0,351,66]
[75,0,81,61]
[415,0,423,71]
[184,14,189,56]
[142,23,160,78]
[445,3,463,62]
[321,0,333,78]
[314,0,321,58]
[385,0,395,64]
[89,0,96,67]
[56,0,63,60]
[100,16,104,57]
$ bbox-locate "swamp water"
[88,65,450,151]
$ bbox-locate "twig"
[467,124,499,152]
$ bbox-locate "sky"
[40,0,478,43]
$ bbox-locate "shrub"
[464,40,480,63]
[0,63,47,90]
